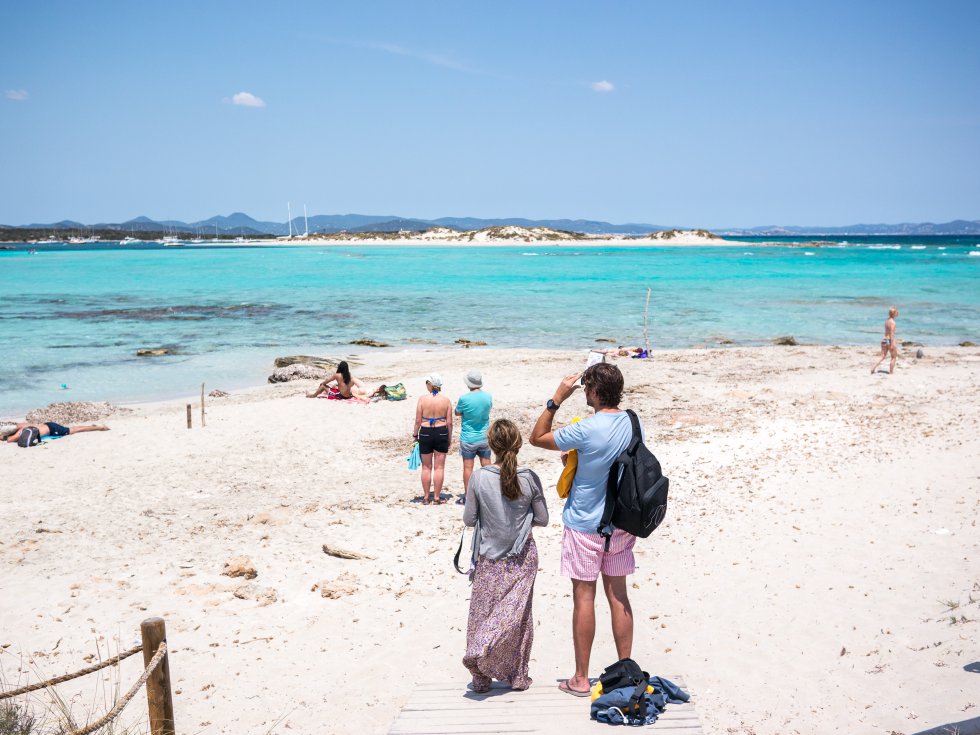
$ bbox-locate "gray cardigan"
[463,466,549,560]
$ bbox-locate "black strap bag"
[17,426,42,448]
[598,409,669,550]
[599,657,650,719]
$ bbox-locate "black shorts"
[45,422,70,437]
[417,426,449,455]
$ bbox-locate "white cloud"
[231,91,266,108]
[591,80,615,93]
[5,89,29,101]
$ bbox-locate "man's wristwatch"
[546,399,561,412]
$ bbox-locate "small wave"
[521,253,539,256]
[868,245,902,250]
[804,251,815,256]
[910,245,926,250]
[743,252,754,255]
[938,247,946,250]
[969,251,980,257]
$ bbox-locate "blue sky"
[1,1,978,227]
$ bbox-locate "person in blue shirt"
[530,363,640,697]
[455,370,493,497]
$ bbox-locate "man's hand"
[531,372,581,451]
[553,372,582,406]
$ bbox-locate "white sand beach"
[191,228,750,247]
[1,345,977,733]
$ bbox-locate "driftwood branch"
[322,544,374,560]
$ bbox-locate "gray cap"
[425,373,443,388]
[463,370,483,389]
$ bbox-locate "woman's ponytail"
[487,419,523,501]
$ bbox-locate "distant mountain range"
[3,213,980,236]
[716,220,980,236]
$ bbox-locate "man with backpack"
[530,363,642,697]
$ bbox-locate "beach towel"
[407,442,421,470]
[319,387,369,404]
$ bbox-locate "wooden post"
[643,287,652,354]
[186,404,192,429]
[200,383,205,428]
[141,617,175,735]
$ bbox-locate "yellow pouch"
[556,416,582,499]
[591,680,654,704]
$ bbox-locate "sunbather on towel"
[306,361,366,399]
[3,422,109,443]
[601,346,648,359]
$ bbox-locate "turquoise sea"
[1,236,978,416]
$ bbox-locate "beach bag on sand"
[599,658,649,693]
[596,658,650,721]
[384,383,407,401]
[17,426,42,448]
[598,409,669,550]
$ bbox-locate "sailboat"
[161,225,183,246]
[303,204,310,238]
[277,203,293,240]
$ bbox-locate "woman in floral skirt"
[462,419,549,692]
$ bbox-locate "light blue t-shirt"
[554,411,641,533]
[455,390,493,444]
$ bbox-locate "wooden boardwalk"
[389,677,703,734]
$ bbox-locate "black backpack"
[599,658,650,719]
[17,426,42,448]
[598,409,669,550]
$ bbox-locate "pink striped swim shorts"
[560,527,636,581]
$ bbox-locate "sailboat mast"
[304,205,309,237]
[287,202,293,238]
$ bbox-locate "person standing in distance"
[455,369,493,501]
[871,306,900,375]
[413,374,452,505]
[530,363,640,697]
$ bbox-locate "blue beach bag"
[407,442,421,471]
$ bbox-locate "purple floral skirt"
[463,536,538,690]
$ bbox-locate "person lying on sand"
[601,346,649,359]
[3,422,109,443]
[306,361,366,399]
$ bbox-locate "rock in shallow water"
[273,355,349,370]
[351,339,390,348]
[771,336,798,346]
[25,401,123,424]
[268,364,331,383]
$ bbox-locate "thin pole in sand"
[186,404,192,429]
[200,383,205,428]
[141,617,175,735]
[643,287,652,354]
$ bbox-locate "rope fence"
[0,617,175,735]
[0,644,143,701]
